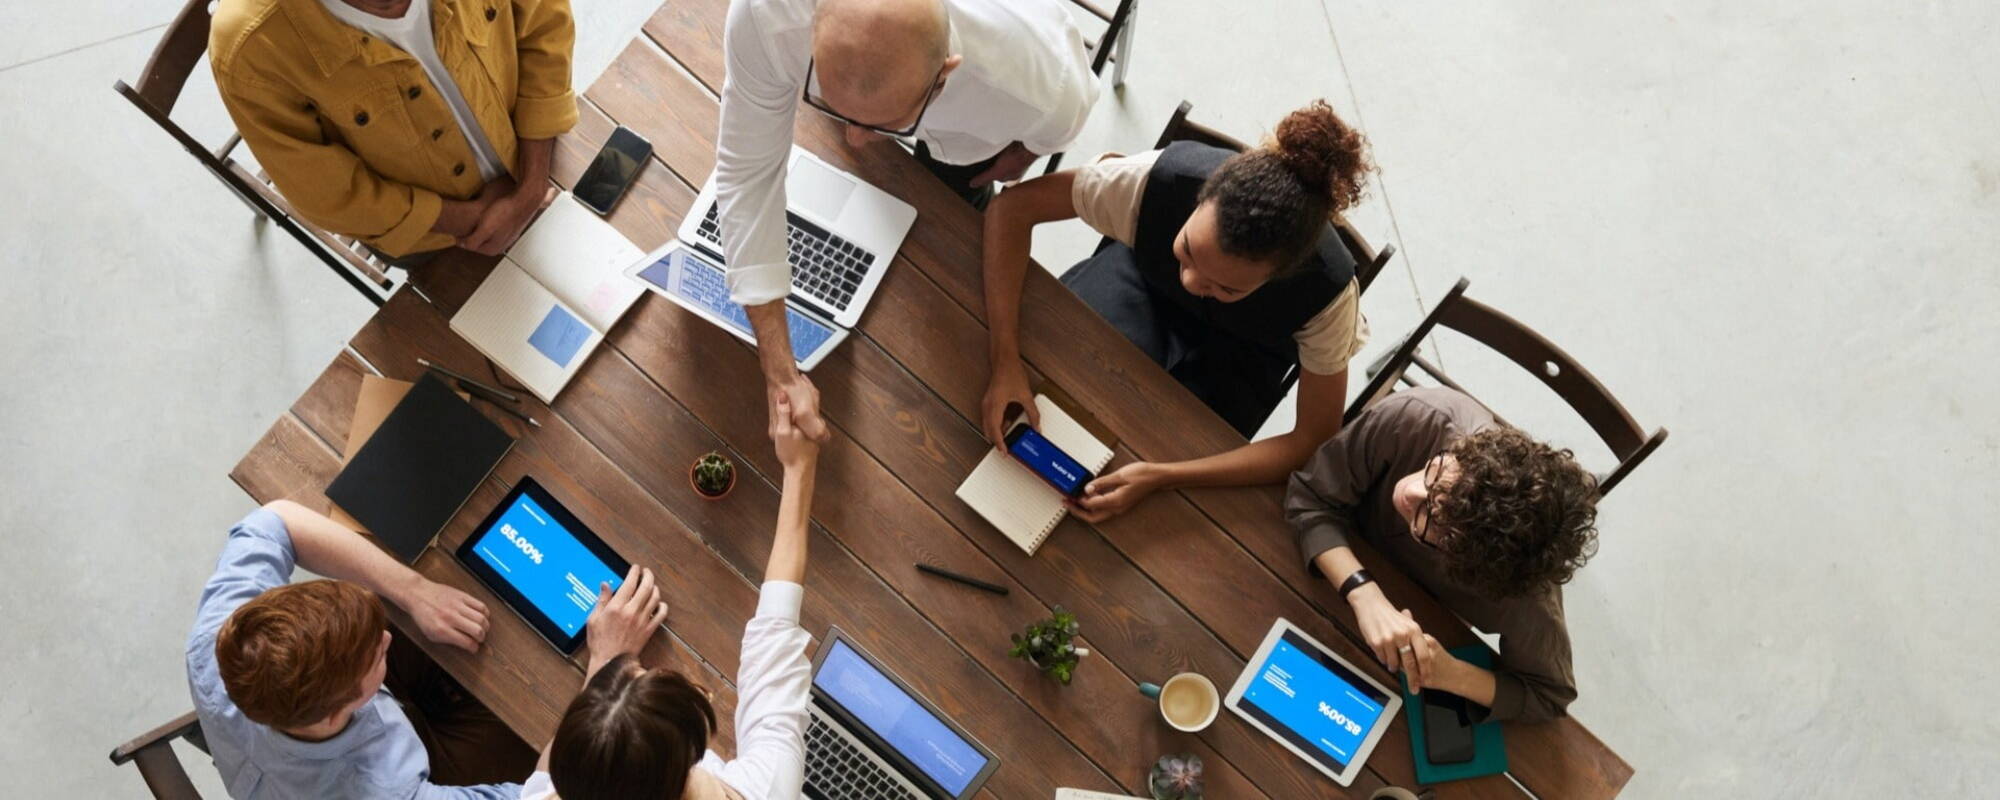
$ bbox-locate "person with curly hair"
[982,99,1375,523]
[1285,387,1600,722]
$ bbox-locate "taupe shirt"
[1284,388,1577,722]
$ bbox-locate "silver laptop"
[679,146,916,330]
[804,628,999,800]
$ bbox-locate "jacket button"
[360,36,369,45]
[354,111,369,126]
[407,86,422,100]
[484,7,496,20]
[431,128,444,140]
[453,163,466,176]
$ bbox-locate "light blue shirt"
[186,509,520,800]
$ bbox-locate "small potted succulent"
[689,451,736,500]
[1008,606,1089,685]
[1148,754,1204,800]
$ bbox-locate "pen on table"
[461,382,541,428]
[418,357,519,403]
[916,563,1009,595]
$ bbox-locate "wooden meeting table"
[227,3,1631,797]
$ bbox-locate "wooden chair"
[1346,277,1668,496]
[112,0,395,306]
[1039,0,1139,174]
[108,711,208,800]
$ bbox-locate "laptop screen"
[814,638,989,795]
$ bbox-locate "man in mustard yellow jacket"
[211,0,577,259]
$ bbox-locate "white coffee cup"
[1138,673,1220,732]
[1369,788,1421,800]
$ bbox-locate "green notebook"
[1399,644,1508,784]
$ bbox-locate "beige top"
[1069,150,1369,375]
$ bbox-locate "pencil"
[916,563,1009,595]
[418,357,520,403]
[459,381,541,428]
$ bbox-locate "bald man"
[718,0,1099,445]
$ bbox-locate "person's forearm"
[512,137,555,192]
[1311,545,1367,588]
[433,197,485,238]
[1432,659,1499,708]
[265,500,423,607]
[746,300,799,381]
[981,194,1035,364]
[765,463,816,584]
[1147,430,1322,491]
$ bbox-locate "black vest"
[1130,141,1355,359]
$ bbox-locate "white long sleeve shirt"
[519,581,813,800]
[715,0,1100,305]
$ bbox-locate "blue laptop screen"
[467,491,624,638]
[815,639,987,795]
[1238,629,1391,770]
[634,248,837,358]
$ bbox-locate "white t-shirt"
[319,0,509,182]
[520,581,813,800]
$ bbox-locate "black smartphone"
[1420,689,1477,764]
[574,126,651,215]
[1003,417,1096,497]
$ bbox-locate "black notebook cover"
[326,373,514,563]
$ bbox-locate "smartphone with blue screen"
[1003,418,1095,497]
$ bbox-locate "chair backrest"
[1150,100,1396,294]
[1347,277,1668,496]
[109,711,208,800]
[129,0,215,115]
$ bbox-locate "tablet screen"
[458,479,627,651]
[1238,628,1392,772]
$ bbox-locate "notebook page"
[450,260,602,403]
[507,194,645,332]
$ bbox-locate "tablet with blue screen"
[1225,618,1403,786]
[455,477,630,654]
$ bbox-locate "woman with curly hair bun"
[981,99,1374,523]
[1285,388,1601,723]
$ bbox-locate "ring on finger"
[1397,644,1414,654]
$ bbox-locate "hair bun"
[1271,100,1371,210]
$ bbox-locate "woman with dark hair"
[519,395,819,800]
[981,100,1375,523]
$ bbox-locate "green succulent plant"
[1007,607,1088,685]
[1148,753,1204,800]
[692,451,735,496]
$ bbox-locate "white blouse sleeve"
[712,581,814,800]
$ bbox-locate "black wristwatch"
[1336,569,1375,601]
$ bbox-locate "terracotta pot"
[689,460,735,501]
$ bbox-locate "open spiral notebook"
[955,394,1115,555]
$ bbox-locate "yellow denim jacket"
[211,0,576,255]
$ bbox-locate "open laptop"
[680,146,916,330]
[804,628,999,800]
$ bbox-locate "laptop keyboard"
[697,204,872,313]
[805,711,922,800]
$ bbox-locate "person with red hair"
[188,500,534,798]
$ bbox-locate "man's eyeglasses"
[801,58,948,138]
[1412,455,1449,550]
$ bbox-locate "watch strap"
[1337,569,1374,601]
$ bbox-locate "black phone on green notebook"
[1421,689,1477,764]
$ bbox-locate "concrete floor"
[3,1,1994,797]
